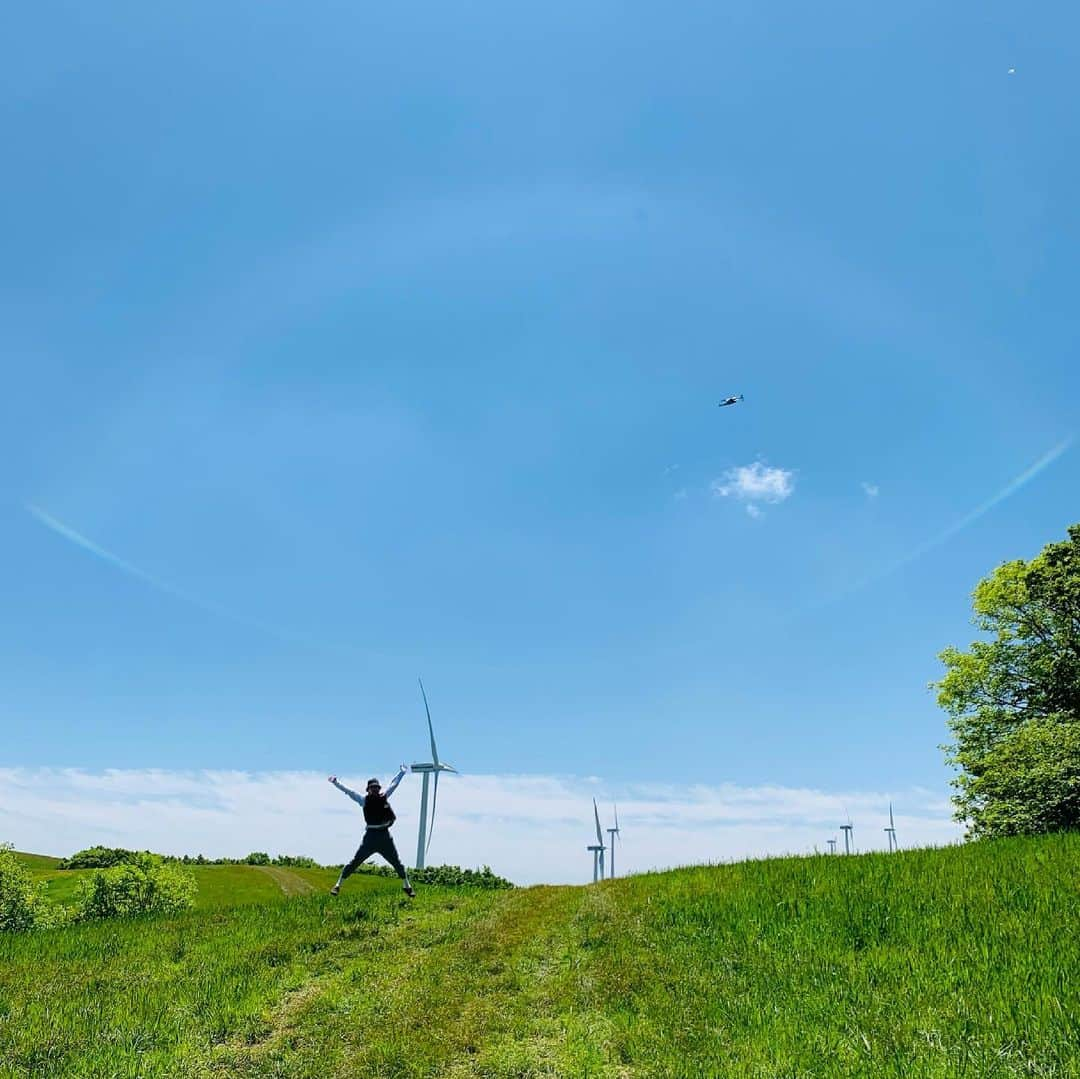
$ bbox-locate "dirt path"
[254,865,317,897]
[204,885,616,1078]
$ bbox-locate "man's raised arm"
[327,775,365,807]
[384,764,408,799]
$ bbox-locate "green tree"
[937,523,1080,837]
[58,846,144,870]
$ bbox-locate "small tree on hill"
[936,523,1080,837]
[58,846,145,870]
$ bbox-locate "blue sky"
[2,3,1077,857]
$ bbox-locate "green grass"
[4,835,1080,1077]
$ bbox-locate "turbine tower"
[410,679,457,870]
[884,803,898,853]
[586,798,607,883]
[840,820,854,855]
[606,805,621,879]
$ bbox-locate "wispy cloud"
[26,505,325,649]
[861,482,880,498]
[0,767,960,886]
[712,462,795,517]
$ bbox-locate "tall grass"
[3,834,1078,1077]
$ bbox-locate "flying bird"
[718,394,744,408]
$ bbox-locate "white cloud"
[861,482,880,497]
[712,462,795,513]
[0,768,961,886]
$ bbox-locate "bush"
[243,852,271,866]
[0,846,48,932]
[356,863,514,889]
[73,853,197,922]
[58,846,146,870]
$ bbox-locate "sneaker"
[330,884,340,896]
[403,885,416,898]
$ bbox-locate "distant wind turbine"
[827,838,837,855]
[410,679,457,870]
[884,803,898,853]
[840,820,854,855]
[586,799,607,883]
[606,805,621,879]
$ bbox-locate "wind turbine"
[586,798,606,883]
[410,679,457,870]
[606,805,621,879]
[884,803,898,853]
[827,838,837,855]
[840,819,854,855]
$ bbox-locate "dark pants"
[341,827,408,881]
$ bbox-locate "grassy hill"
[3,835,1080,1077]
[11,851,365,909]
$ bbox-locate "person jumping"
[328,766,415,898]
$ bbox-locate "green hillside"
[4,835,1080,1078]
[12,852,360,909]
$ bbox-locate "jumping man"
[328,766,415,897]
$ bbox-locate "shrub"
[355,863,513,889]
[0,845,49,932]
[243,852,271,866]
[73,853,197,922]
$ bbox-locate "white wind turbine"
[840,818,854,855]
[884,803,898,853]
[606,805,621,879]
[827,838,837,854]
[411,679,457,870]
[586,798,606,883]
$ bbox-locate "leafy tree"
[937,523,1080,837]
[243,852,271,866]
[58,846,144,870]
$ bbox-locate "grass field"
[13,853,356,910]
[3,835,1079,1077]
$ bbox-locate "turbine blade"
[426,769,440,856]
[614,804,619,833]
[890,803,895,829]
[419,678,440,767]
[593,798,603,845]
